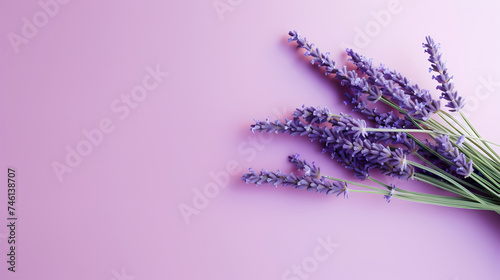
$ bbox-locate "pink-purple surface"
[1,0,500,279]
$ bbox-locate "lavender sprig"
[423,36,465,112]
[241,154,348,197]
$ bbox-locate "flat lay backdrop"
[1,1,500,279]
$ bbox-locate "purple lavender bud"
[366,85,383,102]
[356,140,415,179]
[241,168,261,184]
[432,135,473,177]
[389,148,409,172]
[375,112,404,129]
[344,90,384,122]
[336,113,368,139]
[294,105,334,124]
[456,135,465,146]
[288,153,320,178]
[403,137,419,154]
[384,184,396,203]
[288,30,300,42]
[423,36,466,112]
[361,140,393,164]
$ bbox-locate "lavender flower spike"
[241,165,348,197]
[288,30,338,75]
[241,154,348,198]
[423,36,465,112]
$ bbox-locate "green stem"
[459,110,500,162]
[408,160,489,206]
[326,175,500,211]
[395,193,500,212]
[439,110,500,163]
[364,127,500,147]
[413,153,494,196]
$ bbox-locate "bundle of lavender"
[241,31,500,213]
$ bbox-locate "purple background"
[1,0,500,279]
